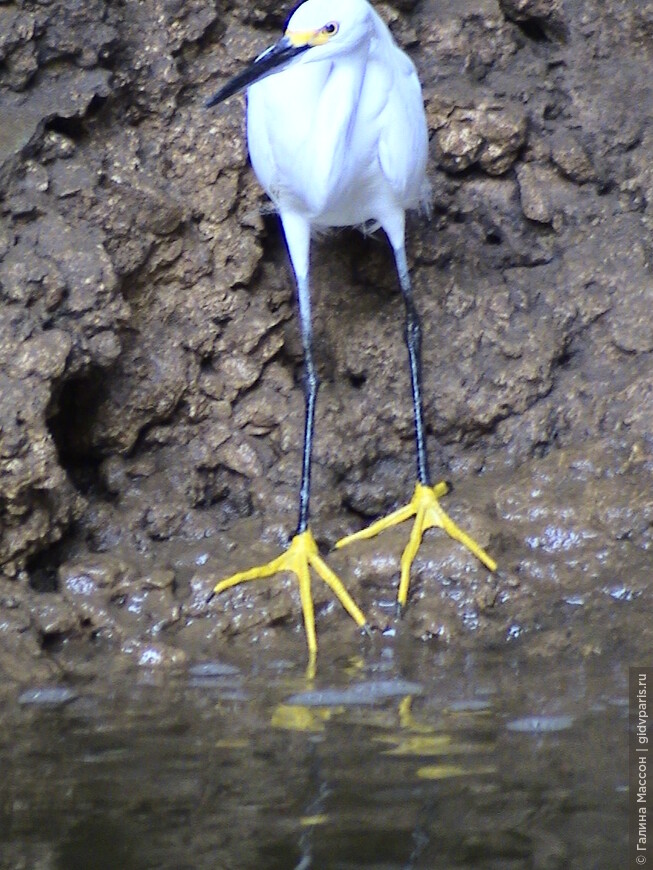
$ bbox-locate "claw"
[211,529,368,656]
[336,482,496,607]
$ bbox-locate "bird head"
[285,0,373,54]
[205,0,374,107]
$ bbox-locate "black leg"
[394,245,431,487]
[295,273,319,535]
[297,327,319,534]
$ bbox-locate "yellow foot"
[336,482,497,608]
[211,530,368,659]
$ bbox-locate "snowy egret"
[206,0,496,657]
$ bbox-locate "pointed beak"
[205,35,311,107]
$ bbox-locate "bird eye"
[322,21,339,35]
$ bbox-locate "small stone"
[433,104,528,176]
[32,596,79,637]
[59,554,132,591]
[139,569,175,589]
[121,640,187,668]
[218,352,262,398]
[189,661,240,678]
[507,715,574,732]
[516,163,554,223]
[18,686,78,707]
[551,132,595,183]
[87,330,122,367]
[218,436,264,479]
[8,330,72,380]
[50,158,94,198]
[435,123,484,173]
[40,131,76,162]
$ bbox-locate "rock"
[550,131,595,183]
[430,100,528,176]
[515,163,576,227]
[516,163,555,223]
[138,569,176,590]
[32,595,80,638]
[218,436,264,479]
[18,686,78,706]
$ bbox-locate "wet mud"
[1,0,652,689]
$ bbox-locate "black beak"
[205,36,311,107]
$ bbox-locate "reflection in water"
[1,646,627,869]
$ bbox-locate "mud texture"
[0,0,652,685]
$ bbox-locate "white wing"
[377,48,429,210]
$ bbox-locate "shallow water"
[1,643,627,869]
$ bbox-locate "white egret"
[206,0,496,658]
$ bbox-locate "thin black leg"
[297,334,319,534]
[295,273,319,535]
[394,245,431,488]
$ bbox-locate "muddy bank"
[0,0,651,685]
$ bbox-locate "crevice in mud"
[185,14,227,52]
[348,371,367,389]
[198,467,253,519]
[39,629,71,652]
[531,439,555,459]
[553,345,574,369]
[46,368,112,498]
[44,92,109,138]
[44,115,87,141]
[26,538,69,593]
[484,227,503,246]
[515,19,550,44]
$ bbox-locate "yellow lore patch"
[286,24,338,47]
